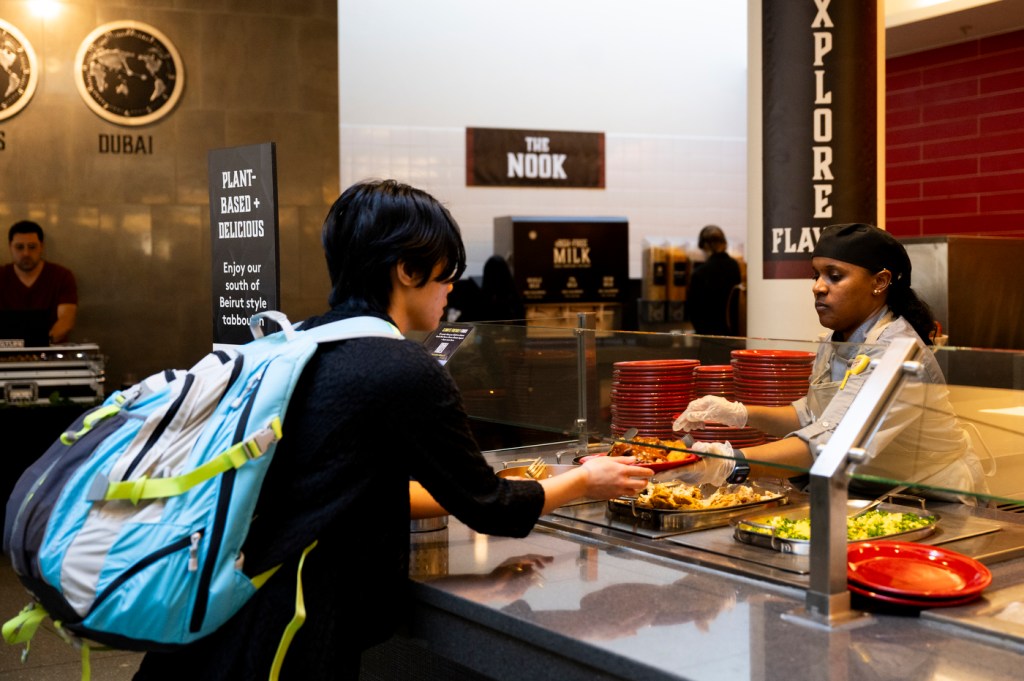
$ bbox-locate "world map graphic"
[76,22,184,126]
[0,21,37,121]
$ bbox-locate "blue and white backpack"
[2,311,403,676]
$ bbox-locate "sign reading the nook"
[466,127,605,188]
[208,142,280,346]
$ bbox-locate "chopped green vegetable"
[744,509,937,541]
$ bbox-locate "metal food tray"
[732,498,940,555]
[606,480,791,532]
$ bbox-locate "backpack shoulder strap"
[299,315,404,344]
[250,311,404,343]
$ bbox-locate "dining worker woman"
[133,180,652,681]
[675,223,990,504]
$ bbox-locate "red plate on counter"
[846,582,983,608]
[847,541,992,600]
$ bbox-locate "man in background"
[687,224,741,336]
[1,221,78,343]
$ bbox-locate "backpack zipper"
[189,366,265,633]
[122,355,243,481]
[122,374,196,480]
[90,529,204,614]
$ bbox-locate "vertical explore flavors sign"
[762,0,877,279]
[466,127,605,188]
[208,142,280,346]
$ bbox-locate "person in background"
[132,179,652,681]
[687,224,741,335]
[0,221,78,343]
[479,254,525,321]
[674,223,989,504]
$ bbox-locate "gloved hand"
[673,395,748,432]
[674,441,736,486]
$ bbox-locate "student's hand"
[578,456,653,499]
[673,395,748,431]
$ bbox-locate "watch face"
[0,19,39,122]
[75,20,184,126]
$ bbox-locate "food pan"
[497,463,579,480]
[732,499,939,555]
[606,480,790,532]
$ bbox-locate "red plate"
[613,372,698,380]
[732,368,812,377]
[731,349,815,362]
[847,582,983,608]
[614,359,700,369]
[579,452,699,471]
[737,393,798,403]
[847,541,992,599]
[694,365,733,374]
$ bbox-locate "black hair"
[887,285,938,346]
[8,221,44,243]
[814,223,937,345]
[321,179,466,314]
[698,225,726,252]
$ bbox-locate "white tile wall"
[340,125,747,279]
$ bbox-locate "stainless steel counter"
[389,446,1024,681]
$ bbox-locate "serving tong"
[849,485,910,518]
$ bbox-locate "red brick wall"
[886,28,1024,237]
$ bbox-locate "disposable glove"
[673,395,748,432]
[674,441,737,486]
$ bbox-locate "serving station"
[368,318,1024,681]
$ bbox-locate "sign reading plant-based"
[208,142,280,346]
[494,216,627,304]
[467,127,605,188]
[762,0,877,279]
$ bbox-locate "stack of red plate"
[730,349,815,406]
[847,541,992,608]
[693,364,734,400]
[688,364,768,445]
[689,424,766,448]
[610,359,699,439]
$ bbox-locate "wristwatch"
[725,448,750,484]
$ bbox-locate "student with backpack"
[130,179,653,679]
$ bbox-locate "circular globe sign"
[0,19,39,122]
[75,21,184,126]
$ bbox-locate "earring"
[873,289,881,295]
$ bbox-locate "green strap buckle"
[60,400,125,445]
[92,418,283,504]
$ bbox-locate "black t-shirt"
[688,252,741,335]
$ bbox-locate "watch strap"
[725,448,750,484]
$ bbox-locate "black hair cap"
[812,223,912,287]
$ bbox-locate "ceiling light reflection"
[29,0,61,20]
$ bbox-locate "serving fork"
[524,457,547,480]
